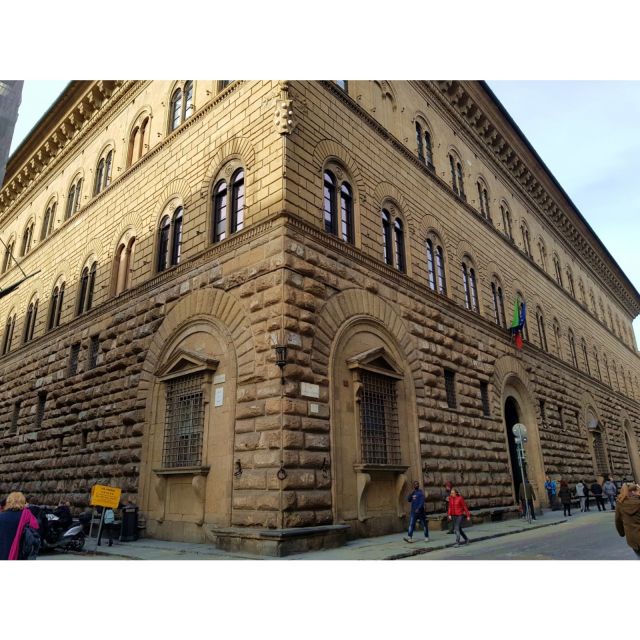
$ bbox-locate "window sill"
[153,465,210,477]
[353,463,409,474]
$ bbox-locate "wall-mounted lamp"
[269,332,288,385]
[234,459,242,478]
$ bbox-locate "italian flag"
[510,296,526,350]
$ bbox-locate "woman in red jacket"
[447,488,471,547]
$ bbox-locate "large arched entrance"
[504,397,524,499]
[624,421,640,482]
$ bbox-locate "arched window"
[157,207,183,271]
[491,279,506,327]
[65,176,83,220]
[426,237,447,295]
[230,169,245,235]
[1,312,16,355]
[449,153,465,199]
[41,201,56,241]
[536,308,548,351]
[114,236,136,296]
[598,300,606,324]
[581,338,591,375]
[415,121,434,170]
[21,221,34,256]
[515,291,529,342]
[323,168,354,243]
[212,180,227,243]
[593,348,602,381]
[553,255,563,287]
[568,330,578,368]
[589,290,597,315]
[212,166,245,244]
[521,222,532,257]
[462,260,479,312]
[47,282,65,330]
[23,297,38,343]
[501,205,513,240]
[538,240,547,271]
[77,262,97,315]
[579,280,586,305]
[476,179,491,221]
[565,268,575,297]
[602,354,611,387]
[93,149,113,196]
[128,116,149,166]
[616,316,622,338]
[381,209,406,272]
[169,81,195,132]
[2,239,14,274]
[552,318,562,357]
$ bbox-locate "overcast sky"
[8,80,640,340]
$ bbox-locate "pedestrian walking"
[447,488,471,547]
[0,491,39,560]
[576,480,586,512]
[558,480,572,516]
[590,479,606,511]
[583,479,591,511]
[603,477,617,510]
[441,480,454,534]
[403,481,429,543]
[518,481,537,520]
[614,483,640,559]
[544,475,557,510]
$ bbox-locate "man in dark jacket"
[603,477,617,510]
[590,480,605,511]
[404,481,429,543]
[614,483,640,559]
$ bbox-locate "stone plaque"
[214,387,224,407]
[213,374,226,384]
[301,382,320,398]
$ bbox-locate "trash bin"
[120,505,139,542]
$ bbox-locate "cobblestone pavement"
[404,509,634,560]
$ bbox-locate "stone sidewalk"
[86,510,569,560]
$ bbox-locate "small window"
[558,405,565,430]
[501,205,513,240]
[10,400,21,434]
[23,298,39,343]
[539,399,546,425]
[157,207,183,271]
[21,221,34,256]
[491,281,506,327]
[449,153,465,199]
[382,209,393,266]
[113,236,136,296]
[480,382,490,417]
[35,391,47,429]
[567,269,576,298]
[93,149,113,196]
[536,308,548,352]
[212,166,245,244]
[553,256,563,288]
[581,339,591,375]
[69,342,81,376]
[538,241,547,271]
[169,81,195,132]
[568,331,578,368]
[81,428,89,449]
[444,369,457,409]
[323,168,354,243]
[48,282,65,331]
[462,262,479,312]
[65,177,83,220]
[2,240,15,274]
[477,181,491,220]
[2,313,16,355]
[89,335,100,370]
[521,223,532,257]
[77,262,97,316]
[41,202,56,241]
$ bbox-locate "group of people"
[544,475,621,516]
[404,480,470,548]
[404,477,640,559]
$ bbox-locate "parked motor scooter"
[30,505,86,553]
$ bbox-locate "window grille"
[89,336,100,369]
[592,430,609,475]
[163,373,205,468]
[359,370,400,465]
[480,382,490,416]
[69,343,81,376]
[444,369,457,409]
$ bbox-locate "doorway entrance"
[504,396,524,502]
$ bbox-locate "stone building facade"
[0,80,639,555]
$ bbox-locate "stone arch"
[491,354,546,504]
[200,136,257,195]
[71,240,104,284]
[157,179,193,215]
[373,80,398,109]
[372,181,410,218]
[137,288,257,400]
[109,212,143,259]
[311,288,422,391]
[312,139,365,198]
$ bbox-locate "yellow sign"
[90,485,122,509]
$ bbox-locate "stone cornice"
[0,80,136,224]
[424,80,640,318]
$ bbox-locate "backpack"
[104,509,115,524]
[20,525,41,560]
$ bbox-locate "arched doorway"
[585,409,609,479]
[504,397,524,500]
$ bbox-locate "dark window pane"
[323,171,336,235]
[213,181,227,242]
[394,218,405,272]
[171,89,182,130]
[158,216,170,271]
[382,210,392,265]
[340,182,353,243]
[231,169,244,233]
[172,207,183,266]
[426,240,436,290]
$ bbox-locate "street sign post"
[89,485,121,552]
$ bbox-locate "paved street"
[405,510,634,560]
